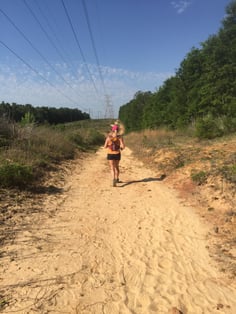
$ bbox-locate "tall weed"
[0,162,33,188]
[125,129,175,154]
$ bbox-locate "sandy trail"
[1,147,236,314]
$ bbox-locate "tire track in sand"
[1,147,236,314]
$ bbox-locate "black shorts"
[107,153,121,160]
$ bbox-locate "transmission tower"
[104,94,114,119]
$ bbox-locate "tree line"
[119,0,236,138]
[0,101,90,124]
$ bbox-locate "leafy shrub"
[221,116,236,134]
[67,132,84,146]
[195,115,223,139]
[221,164,236,183]
[0,137,10,147]
[0,162,33,188]
[191,170,208,185]
[0,118,15,146]
[65,128,104,149]
[29,126,75,161]
[86,129,105,146]
[0,295,9,311]
[20,112,35,126]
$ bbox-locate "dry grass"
[0,119,109,188]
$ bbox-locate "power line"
[0,40,87,112]
[0,7,78,94]
[81,0,114,118]
[33,0,79,80]
[61,0,99,95]
[24,0,78,80]
[81,0,106,95]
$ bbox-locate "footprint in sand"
[123,260,146,291]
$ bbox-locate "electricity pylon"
[104,94,114,119]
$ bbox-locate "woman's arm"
[104,137,109,149]
[120,137,125,150]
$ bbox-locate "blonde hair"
[110,120,125,135]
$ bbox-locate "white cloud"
[0,61,172,118]
[171,1,192,14]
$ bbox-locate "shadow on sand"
[119,174,166,187]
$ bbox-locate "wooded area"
[119,1,236,138]
[0,101,90,124]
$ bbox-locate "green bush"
[29,126,76,161]
[221,116,236,134]
[0,118,15,144]
[0,162,33,188]
[221,164,236,183]
[86,129,105,146]
[0,137,10,147]
[66,132,84,146]
[195,115,223,139]
[20,112,35,126]
[191,170,208,185]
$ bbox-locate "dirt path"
[1,147,236,314]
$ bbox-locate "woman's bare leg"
[108,160,115,178]
[108,160,116,186]
[108,159,120,186]
[114,160,120,181]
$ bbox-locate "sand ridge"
[1,147,236,313]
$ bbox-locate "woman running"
[104,129,125,187]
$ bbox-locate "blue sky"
[0,0,231,118]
